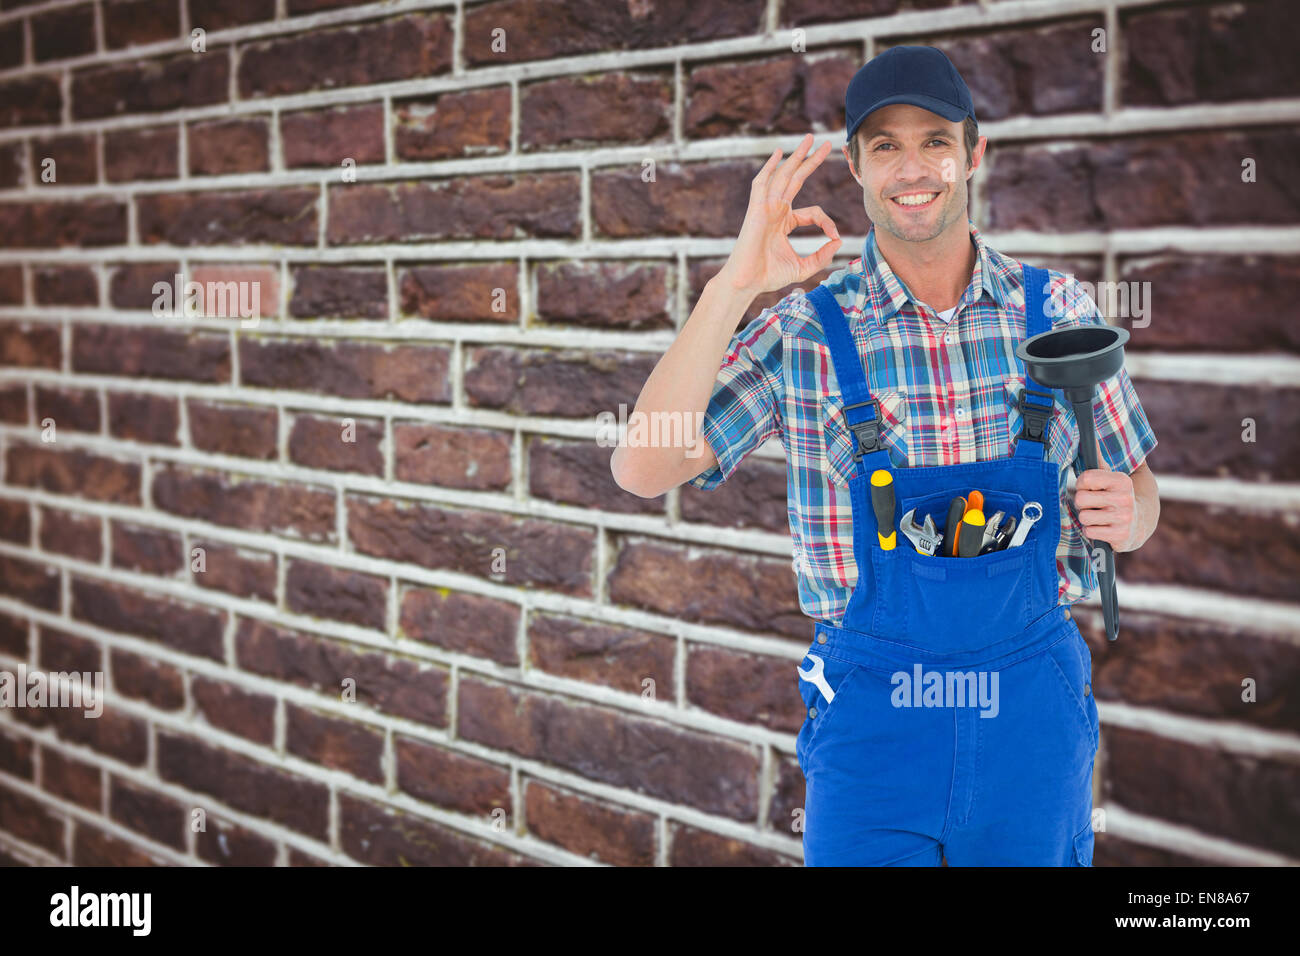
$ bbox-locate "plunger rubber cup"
[1016,325,1130,642]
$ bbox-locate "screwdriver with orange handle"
[949,490,984,557]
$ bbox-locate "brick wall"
[0,0,1297,867]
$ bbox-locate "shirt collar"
[855,218,1017,329]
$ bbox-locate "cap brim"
[846,93,969,142]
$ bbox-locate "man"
[611,45,1159,866]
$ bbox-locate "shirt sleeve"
[1049,274,1158,476]
[684,304,785,491]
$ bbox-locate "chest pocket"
[820,390,908,485]
[1004,376,1078,469]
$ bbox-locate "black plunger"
[1016,325,1130,642]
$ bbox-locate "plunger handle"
[1068,391,1120,642]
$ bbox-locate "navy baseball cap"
[845,45,977,144]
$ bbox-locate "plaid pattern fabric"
[687,218,1158,625]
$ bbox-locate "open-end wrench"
[797,654,836,705]
[1006,501,1043,548]
[900,508,943,556]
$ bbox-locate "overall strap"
[806,284,892,474]
[1014,263,1057,460]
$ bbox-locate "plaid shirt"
[687,219,1158,625]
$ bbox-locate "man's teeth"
[893,193,938,206]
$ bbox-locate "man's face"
[843,103,985,244]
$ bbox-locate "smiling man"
[613,45,1160,866]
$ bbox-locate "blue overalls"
[795,263,1100,866]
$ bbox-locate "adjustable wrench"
[797,654,836,705]
[900,508,943,556]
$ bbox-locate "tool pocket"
[872,487,1035,642]
[794,647,863,775]
[820,390,908,483]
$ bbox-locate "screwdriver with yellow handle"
[870,469,897,550]
[957,508,986,558]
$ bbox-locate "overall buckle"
[841,398,883,460]
[1017,387,1054,443]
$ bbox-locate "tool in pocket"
[798,653,836,705]
[900,508,943,556]
[1006,501,1043,548]
[871,469,897,550]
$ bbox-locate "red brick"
[196,816,278,866]
[38,626,102,674]
[0,321,60,368]
[286,704,384,782]
[33,265,98,305]
[110,648,185,711]
[189,0,276,30]
[138,188,318,246]
[522,71,672,150]
[236,617,449,728]
[393,87,511,161]
[288,413,383,475]
[348,494,595,595]
[0,554,60,610]
[534,260,673,330]
[32,3,95,62]
[104,125,178,181]
[186,400,278,459]
[110,522,183,575]
[73,324,230,382]
[238,14,452,99]
[458,677,760,819]
[34,386,100,433]
[328,174,580,244]
[395,736,511,815]
[38,506,102,562]
[72,50,229,120]
[0,729,34,779]
[0,384,26,424]
[281,103,384,168]
[399,585,519,664]
[668,823,796,866]
[11,703,148,766]
[40,747,101,810]
[188,263,279,320]
[524,779,656,866]
[0,498,30,544]
[0,782,66,857]
[187,117,270,176]
[285,559,387,630]
[289,265,388,319]
[107,261,182,309]
[73,824,168,866]
[239,338,451,402]
[461,0,763,67]
[0,76,62,129]
[0,265,21,303]
[191,540,276,601]
[6,444,140,504]
[679,455,789,532]
[530,436,664,515]
[151,464,336,542]
[398,261,519,322]
[529,612,675,699]
[107,392,180,445]
[464,346,656,417]
[104,0,180,49]
[109,776,186,849]
[192,677,276,744]
[393,422,512,490]
[339,793,529,866]
[0,199,127,248]
[608,535,804,638]
[0,612,29,657]
[72,576,226,661]
[686,643,801,731]
[157,731,329,839]
[685,49,855,139]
